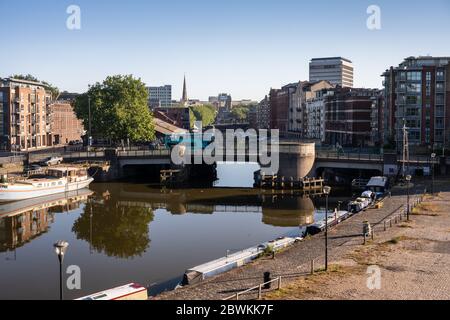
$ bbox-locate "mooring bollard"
[390,219,393,228]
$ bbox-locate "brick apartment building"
[269,80,333,137]
[0,78,52,152]
[48,102,85,145]
[324,87,383,147]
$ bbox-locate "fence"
[0,155,25,165]
[223,277,282,301]
[117,149,171,157]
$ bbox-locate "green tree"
[72,202,154,259]
[10,74,60,99]
[231,106,251,121]
[74,75,155,142]
[190,104,217,127]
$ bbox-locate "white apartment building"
[309,57,354,88]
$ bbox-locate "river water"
[0,162,348,300]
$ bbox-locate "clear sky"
[1,0,449,101]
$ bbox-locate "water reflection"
[72,201,154,259]
[0,190,92,252]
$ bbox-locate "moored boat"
[182,237,301,285]
[0,167,94,202]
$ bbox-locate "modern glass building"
[383,56,450,151]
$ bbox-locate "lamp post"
[323,186,331,271]
[431,153,436,195]
[54,241,69,300]
[405,175,412,221]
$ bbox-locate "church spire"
[181,74,188,107]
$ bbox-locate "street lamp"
[54,241,69,300]
[405,175,412,221]
[431,153,436,195]
[323,186,331,271]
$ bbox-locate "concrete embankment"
[155,178,441,300]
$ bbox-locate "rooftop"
[310,57,353,64]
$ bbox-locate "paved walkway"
[156,180,429,300]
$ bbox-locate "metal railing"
[117,149,170,157]
[223,277,282,301]
[63,151,106,159]
[0,155,25,165]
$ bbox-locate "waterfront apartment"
[324,87,383,148]
[310,57,354,88]
[269,80,333,138]
[48,101,85,145]
[383,56,450,151]
[147,85,173,109]
[0,78,52,152]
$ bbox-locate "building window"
[407,71,421,81]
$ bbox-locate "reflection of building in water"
[262,195,315,227]
[0,209,53,252]
[90,184,316,228]
[0,190,92,252]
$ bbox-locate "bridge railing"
[117,149,171,157]
[316,152,383,161]
[63,151,106,159]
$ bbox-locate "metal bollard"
[311,259,315,275]
[264,272,272,289]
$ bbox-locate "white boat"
[75,283,148,300]
[0,167,94,202]
[182,237,301,285]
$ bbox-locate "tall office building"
[383,56,450,150]
[0,78,52,152]
[147,85,172,108]
[309,57,354,88]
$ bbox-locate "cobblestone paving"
[156,181,430,300]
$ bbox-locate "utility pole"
[88,96,92,149]
[402,120,410,178]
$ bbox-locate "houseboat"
[75,283,148,300]
[182,237,301,285]
[0,167,94,202]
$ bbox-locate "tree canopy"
[190,104,217,127]
[231,105,251,121]
[73,75,155,142]
[10,74,60,99]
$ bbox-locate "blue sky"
[1,0,450,100]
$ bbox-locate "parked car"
[41,156,63,166]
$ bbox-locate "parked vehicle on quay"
[40,156,63,167]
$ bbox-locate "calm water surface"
[0,163,346,300]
